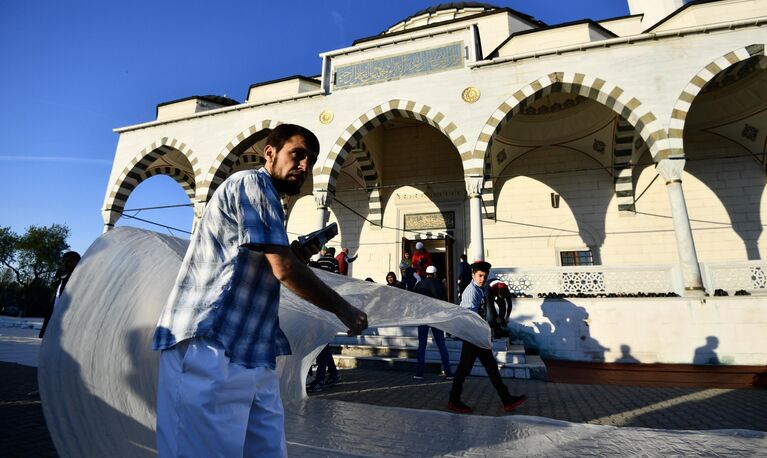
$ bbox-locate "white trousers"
[156,338,287,458]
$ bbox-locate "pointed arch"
[103,137,198,226]
[473,72,668,219]
[668,44,765,156]
[313,100,470,194]
[139,166,196,201]
[198,119,283,201]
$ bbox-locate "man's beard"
[272,175,304,195]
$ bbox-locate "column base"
[683,286,708,297]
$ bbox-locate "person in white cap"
[411,241,432,279]
[412,265,454,380]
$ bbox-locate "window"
[560,250,594,266]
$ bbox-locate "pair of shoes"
[503,395,527,412]
[324,373,341,386]
[447,400,473,414]
[413,375,424,380]
[306,381,324,394]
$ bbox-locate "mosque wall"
[105,10,766,291]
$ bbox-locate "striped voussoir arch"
[668,44,765,156]
[139,166,196,201]
[481,155,495,219]
[349,147,383,226]
[199,120,283,201]
[232,153,266,170]
[313,100,470,194]
[473,72,668,212]
[104,137,200,218]
[613,117,635,213]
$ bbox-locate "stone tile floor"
[2,321,766,456]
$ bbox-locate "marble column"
[465,175,485,262]
[191,201,207,234]
[102,209,119,233]
[313,189,332,231]
[656,157,706,296]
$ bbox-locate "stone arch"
[103,137,198,227]
[349,145,383,226]
[313,100,470,194]
[138,166,195,201]
[668,44,765,156]
[198,119,283,201]
[473,72,668,220]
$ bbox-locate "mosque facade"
[104,0,767,305]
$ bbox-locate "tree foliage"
[0,224,70,287]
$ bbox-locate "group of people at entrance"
[388,243,525,414]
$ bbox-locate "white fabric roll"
[38,227,490,457]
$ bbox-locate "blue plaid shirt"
[152,168,291,369]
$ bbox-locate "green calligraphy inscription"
[335,42,464,89]
[404,212,455,231]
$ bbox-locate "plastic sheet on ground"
[37,227,767,457]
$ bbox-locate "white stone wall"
[509,296,767,365]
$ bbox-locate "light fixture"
[551,193,560,208]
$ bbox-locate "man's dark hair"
[265,124,320,159]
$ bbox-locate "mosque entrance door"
[402,236,455,303]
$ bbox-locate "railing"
[490,265,680,296]
[701,261,767,295]
[490,262,767,297]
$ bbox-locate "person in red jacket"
[335,247,357,275]
[411,242,432,278]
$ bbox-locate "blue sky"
[0,0,629,254]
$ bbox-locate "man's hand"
[338,304,368,336]
[290,240,319,264]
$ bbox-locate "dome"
[384,2,502,34]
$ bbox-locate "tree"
[0,224,70,287]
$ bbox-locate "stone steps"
[329,327,547,380]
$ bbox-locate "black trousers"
[449,341,510,403]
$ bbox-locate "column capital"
[193,201,207,220]
[313,189,333,208]
[464,175,484,198]
[656,157,686,183]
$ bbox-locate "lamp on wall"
[551,193,560,208]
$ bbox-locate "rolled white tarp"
[38,227,490,457]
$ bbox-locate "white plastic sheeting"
[37,227,491,457]
[37,227,767,457]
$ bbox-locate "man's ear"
[263,144,276,164]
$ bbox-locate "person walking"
[447,260,526,414]
[152,124,368,457]
[412,265,454,380]
[39,251,80,338]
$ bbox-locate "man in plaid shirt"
[152,124,368,457]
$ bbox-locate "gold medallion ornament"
[319,109,334,124]
[461,86,480,103]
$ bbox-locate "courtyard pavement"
[1,317,765,456]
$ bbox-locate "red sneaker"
[503,395,527,412]
[448,400,473,414]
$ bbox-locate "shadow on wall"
[509,299,609,362]
[615,344,640,364]
[692,336,720,365]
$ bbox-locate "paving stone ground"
[2,321,766,456]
